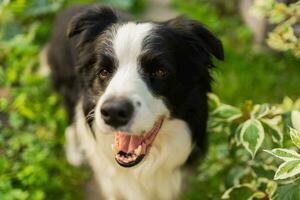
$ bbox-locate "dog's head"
[68,6,223,168]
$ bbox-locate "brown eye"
[154,68,168,78]
[99,69,110,79]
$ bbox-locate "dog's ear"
[166,16,224,60]
[67,6,121,45]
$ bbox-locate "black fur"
[47,5,223,164]
[47,5,128,123]
[139,17,223,163]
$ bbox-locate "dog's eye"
[99,69,111,80]
[153,68,168,78]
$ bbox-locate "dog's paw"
[65,125,85,166]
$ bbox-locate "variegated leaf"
[234,124,243,145]
[274,159,300,180]
[261,119,283,145]
[291,111,300,130]
[252,104,270,119]
[264,148,300,161]
[290,127,300,149]
[221,184,255,200]
[212,104,241,121]
[240,119,265,158]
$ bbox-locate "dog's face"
[68,6,223,167]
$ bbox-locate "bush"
[173,0,300,199]
[1,0,299,199]
[253,0,300,58]
[0,0,144,199]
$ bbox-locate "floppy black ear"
[67,6,123,46]
[167,16,224,60]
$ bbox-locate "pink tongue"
[116,132,144,153]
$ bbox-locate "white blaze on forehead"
[95,21,168,134]
[113,22,154,65]
[102,22,155,97]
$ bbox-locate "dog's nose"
[101,99,134,128]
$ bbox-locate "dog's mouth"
[112,118,164,168]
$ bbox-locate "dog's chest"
[74,102,192,200]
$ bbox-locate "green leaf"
[270,126,283,146]
[261,119,283,145]
[264,148,300,161]
[289,127,300,149]
[234,123,243,145]
[274,159,300,180]
[272,183,300,200]
[240,119,265,158]
[208,93,221,110]
[221,185,255,200]
[252,164,276,180]
[252,104,270,119]
[212,104,241,121]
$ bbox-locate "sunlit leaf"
[252,104,270,119]
[274,159,300,180]
[291,111,300,134]
[261,119,283,145]
[240,119,265,158]
[221,184,255,200]
[264,148,300,161]
[208,93,221,110]
[212,104,241,121]
[290,127,300,149]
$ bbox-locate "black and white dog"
[46,5,223,200]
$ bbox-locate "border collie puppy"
[46,5,223,200]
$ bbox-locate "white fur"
[66,22,193,200]
[69,102,192,200]
[95,22,169,135]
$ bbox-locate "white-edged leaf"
[291,111,300,131]
[290,127,300,149]
[240,119,265,158]
[249,191,267,199]
[264,148,300,161]
[270,127,283,146]
[261,119,283,145]
[212,104,241,121]
[274,159,300,180]
[252,104,270,119]
[234,124,243,145]
[221,184,255,200]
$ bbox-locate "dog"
[46,5,223,200]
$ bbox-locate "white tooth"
[134,145,142,156]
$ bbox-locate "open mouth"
[112,118,164,168]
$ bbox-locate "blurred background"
[0,0,299,199]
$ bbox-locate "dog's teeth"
[134,145,142,156]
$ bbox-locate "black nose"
[101,98,134,128]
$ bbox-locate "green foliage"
[1,0,300,199]
[0,8,88,200]
[0,33,87,200]
[253,0,300,58]
[174,0,300,105]
[266,128,300,180]
[181,94,300,200]
[0,0,145,199]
